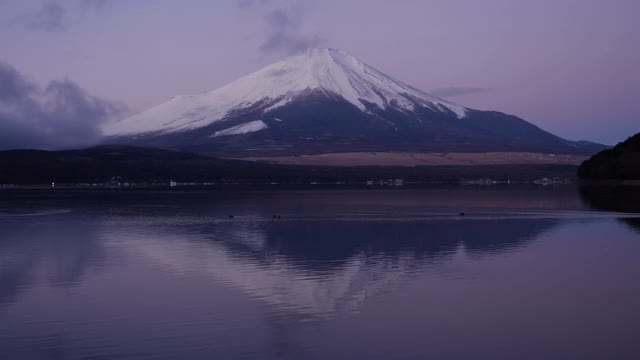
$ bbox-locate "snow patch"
[212,120,267,137]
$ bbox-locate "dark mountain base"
[0,146,579,186]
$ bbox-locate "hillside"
[578,133,640,180]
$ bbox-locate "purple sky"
[1,0,638,145]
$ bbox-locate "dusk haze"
[1,1,639,359]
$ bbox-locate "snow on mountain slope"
[212,120,267,137]
[105,49,466,136]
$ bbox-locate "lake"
[1,187,639,359]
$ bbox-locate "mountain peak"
[266,48,465,116]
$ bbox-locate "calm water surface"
[0,187,639,359]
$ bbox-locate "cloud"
[0,61,125,150]
[0,63,36,100]
[13,2,67,32]
[12,0,118,32]
[431,86,487,98]
[239,0,325,56]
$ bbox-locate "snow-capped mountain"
[105,48,604,156]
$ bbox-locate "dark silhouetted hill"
[578,133,640,180]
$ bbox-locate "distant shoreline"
[0,182,581,192]
[2,181,638,193]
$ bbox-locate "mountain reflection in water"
[109,217,558,316]
[1,188,640,360]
